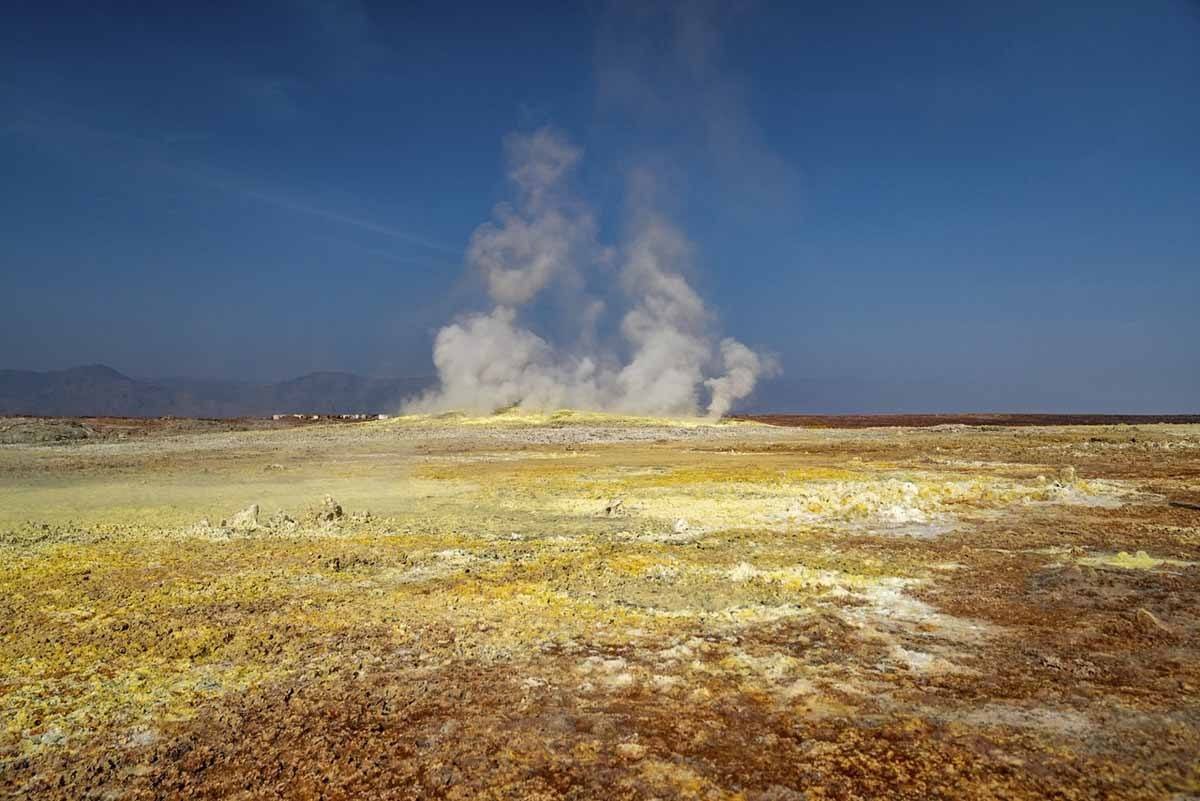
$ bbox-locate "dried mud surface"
[2,411,1199,800]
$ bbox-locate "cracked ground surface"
[1,412,1198,799]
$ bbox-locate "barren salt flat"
[2,413,1200,799]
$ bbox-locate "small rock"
[1071,659,1100,679]
[1040,654,1065,671]
[616,742,646,760]
[604,498,624,517]
[312,495,343,523]
[229,504,259,530]
[121,728,159,749]
[1135,608,1173,637]
[1058,465,1076,485]
[33,727,67,747]
[673,518,690,534]
[267,511,297,531]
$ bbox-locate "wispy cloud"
[5,108,458,257]
[160,161,460,256]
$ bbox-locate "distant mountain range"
[7,365,1191,420]
[0,365,432,418]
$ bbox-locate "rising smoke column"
[404,128,776,418]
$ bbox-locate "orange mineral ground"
[2,411,1198,799]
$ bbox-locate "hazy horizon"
[3,361,1196,415]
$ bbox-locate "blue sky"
[2,1,1198,411]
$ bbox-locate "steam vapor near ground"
[405,128,777,418]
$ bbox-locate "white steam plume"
[466,129,597,306]
[405,128,777,418]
